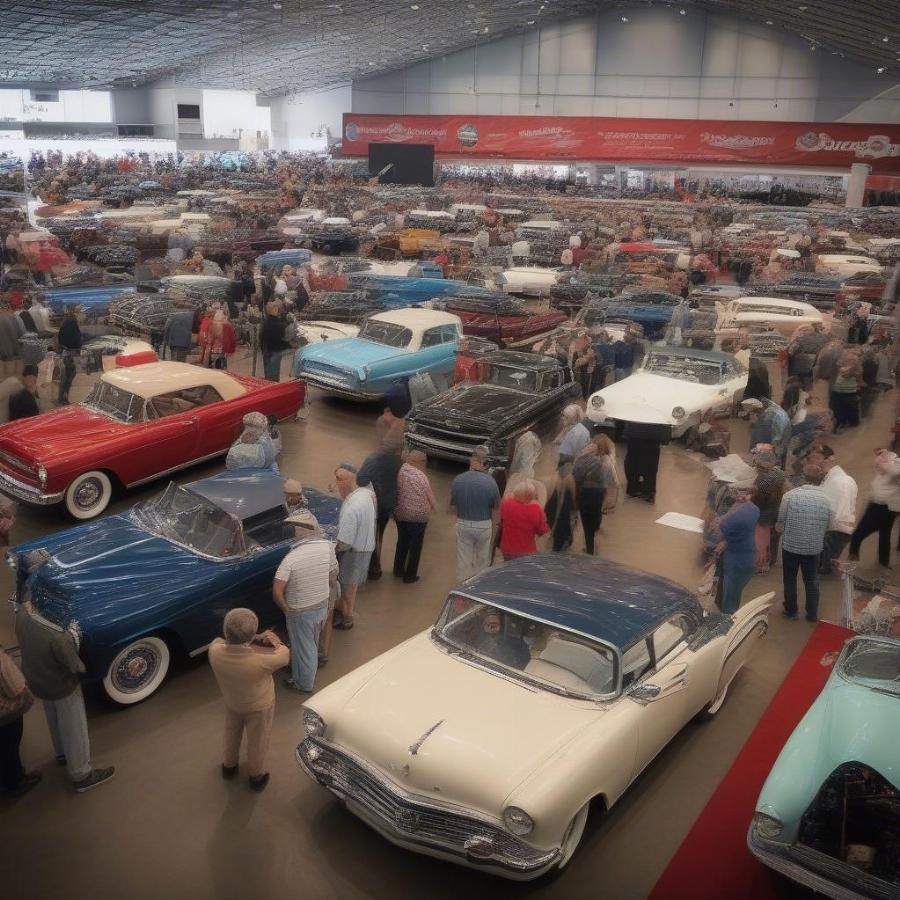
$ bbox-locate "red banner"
[342,113,900,172]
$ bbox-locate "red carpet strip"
[647,621,853,900]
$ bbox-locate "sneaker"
[74,766,115,793]
[5,771,42,798]
[283,676,312,693]
[781,609,798,621]
[249,773,270,792]
[55,755,66,766]
[221,764,238,780]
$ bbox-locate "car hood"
[297,337,406,373]
[413,384,533,431]
[20,515,200,632]
[326,633,600,814]
[0,404,126,464]
[589,372,718,424]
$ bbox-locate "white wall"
[269,84,351,151]
[353,7,899,122]
[0,89,112,124]
[201,89,271,141]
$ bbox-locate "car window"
[358,319,413,348]
[84,381,141,423]
[421,327,447,348]
[150,385,224,418]
[621,638,652,688]
[442,324,460,343]
[541,370,562,390]
[653,614,694,662]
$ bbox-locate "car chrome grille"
[298,739,555,871]
[299,360,352,382]
[408,424,490,453]
[0,450,33,474]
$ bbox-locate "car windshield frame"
[431,593,620,701]
[838,637,900,697]
[82,380,142,423]
[130,483,246,560]
[358,319,413,348]
[643,352,726,385]
[487,364,538,392]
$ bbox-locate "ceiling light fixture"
[483,25,489,32]
[621,15,629,22]
[272,1,281,8]
[765,19,773,25]
[679,8,686,14]
[410,3,419,8]
[526,19,535,24]
[877,66,887,73]
[883,36,890,42]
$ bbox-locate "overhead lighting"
[621,15,629,22]
[877,66,887,73]
[797,4,807,9]
[272,1,281,7]
[410,3,419,8]
[679,8,686,14]
[883,36,890,42]
[483,25,489,32]
[765,19,773,25]
[526,19,535,24]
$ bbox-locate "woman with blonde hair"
[573,435,620,554]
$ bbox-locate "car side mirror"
[631,662,689,704]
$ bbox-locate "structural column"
[846,162,871,208]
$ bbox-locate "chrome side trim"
[125,449,227,488]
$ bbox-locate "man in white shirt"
[272,510,338,693]
[333,463,376,630]
[818,446,858,575]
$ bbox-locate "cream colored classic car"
[815,254,882,277]
[717,297,828,337]
[298,555,773,880]
[498,266,563,295]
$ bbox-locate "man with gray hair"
[333,463,376,630]
[450,446,500,581]
[208,608,288,791]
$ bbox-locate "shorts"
[339,549,372,586]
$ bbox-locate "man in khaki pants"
[208,608,289,792]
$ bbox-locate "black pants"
[368,509,393,578]
[782,550,820,620]
[832,391,860,428]
[393,520,427,580]
[578,487,605,554]
[58,355,76,403]
[0,717,24,793]
[624,440,660,499]
[819,531,851,574]
[849,502,897,567]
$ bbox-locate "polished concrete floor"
[1,351,893,900]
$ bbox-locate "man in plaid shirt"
[776,463,832,621]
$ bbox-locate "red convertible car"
[0,362,303,519]
[443,297,567,349]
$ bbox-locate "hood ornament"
[408,719,444,756]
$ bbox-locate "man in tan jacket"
[208,608,289,792]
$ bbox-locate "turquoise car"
[293,308,462,401]
[748,635,900,899]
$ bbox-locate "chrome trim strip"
[51,538,155,569]
[125,449,227,488]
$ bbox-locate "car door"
[412,324,459,380]
[154,385,237,459]
[712,592,774,703]
[130,395,202,482]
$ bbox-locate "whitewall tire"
[558,803,590,869]
[103,636,171,705]
[64,470,113,520]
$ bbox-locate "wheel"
[557,802,590,870]
[103,636,170,705]
[64,470,113,520]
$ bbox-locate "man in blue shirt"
[716,487,760,614]
[450,446,500,582]
[612,332,638,382]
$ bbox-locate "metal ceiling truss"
[0,0,897,97]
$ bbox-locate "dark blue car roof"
[455,554,698,651]
[186,470,288,520]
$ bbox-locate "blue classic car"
[256,248,312,272]
[8,469,339,705]
[348,274,500,307]
[44,283,137,321]
[748,635,900,899]
[593,289,684,337]
[293,308,462,400]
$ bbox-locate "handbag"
[0,649,34,725]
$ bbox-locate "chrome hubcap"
[112,645,159,693]
[74,478,102,509]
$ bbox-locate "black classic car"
[405,351,580,465]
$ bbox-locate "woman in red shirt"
[499,480,550,560]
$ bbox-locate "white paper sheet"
[655,512,705,534]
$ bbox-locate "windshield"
[434,595,618,698]
[83,381,141,423]
[358,319,413,348]
[644,353,725,385]
[488,365,538,391]
[839,639,900,696]
[132,483,244,558]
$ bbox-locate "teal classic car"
[293,308,462,400]
[748,635,900,899]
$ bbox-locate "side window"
[421,327,445,348]
[150,385,224,418]
[542,370,562,390]
[442,324,460,343]
[652,614,694,663]
[790,307,802,317]
[621,638,652,688]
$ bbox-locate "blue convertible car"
[293,308,462,400]
[8,470,339,705]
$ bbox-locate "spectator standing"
[208,609,288,791]
[272,510,337,692]
[393,450,436,583]
[357,441,403,579]
[260,306,289,382]
[0,369,34,423]
[777,464,832,622]
[716,487,760,614]
[831,360,862,432]
[450,446,500,581]
[848,449,900,568]
[557,404,591,468]
[751,447,786,572]
[623,421,665,503]
[743,398,792,466]
[573,435,619,554]
[8,364,39,421]
[162,309,196,362]
[56,307,81,405]
[818,446,858,574]
[333,464,376,630]
[16,593,114,792]
[499,481,550,559]
[613,331,638,381]
[0,643,40,797]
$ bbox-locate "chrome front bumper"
[0,471,63,506]
[747,823,897,900]
[299,374,382,401]
[296,738,559,880]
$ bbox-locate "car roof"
[483,350,561,370]
[457,554,698,650]
[645,345,738,365]
[736,296,815,309]
[369,309,462,329]
[100,361,246,401]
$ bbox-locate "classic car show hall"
[2,1,900,899]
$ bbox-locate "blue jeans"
[43,687,92,782]
[286,605,327,691]
[263,351,282,382]
[782,550,820,620]
[721,561,754,614]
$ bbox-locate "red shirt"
[499,496,549,557]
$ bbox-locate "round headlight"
[672,406,686,420]
[502,806,534,836]
[37,465,48,487]
[591,395,605,409]
[302,708,326,738]
[753,811,783,839]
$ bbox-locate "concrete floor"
[1,351,893,900]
